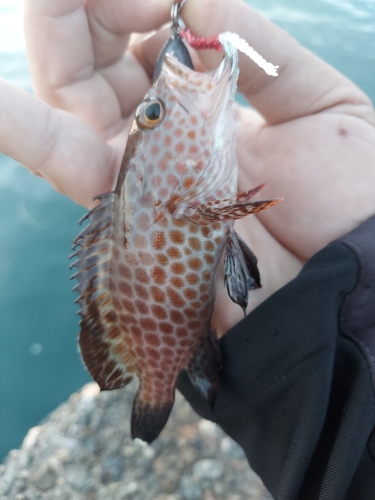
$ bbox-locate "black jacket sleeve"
[177,215,375,500]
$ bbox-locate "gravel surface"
[0,383,273,500]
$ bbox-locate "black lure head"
[154,36,194,81]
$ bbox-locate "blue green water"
[0,0,374,461]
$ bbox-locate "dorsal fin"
[71,126,143,390]
[71,193,135,390]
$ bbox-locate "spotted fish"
[71,36,280,443]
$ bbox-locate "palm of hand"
[3,0,374,337]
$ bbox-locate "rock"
[193,459,224,480]
[0,383,272,500]
[179,475,202,500]
[30,464,57,491]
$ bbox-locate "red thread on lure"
[180,30,223,51]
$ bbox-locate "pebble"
[193,459,224,480]
[0,383,273,500]
[31,464,57,491]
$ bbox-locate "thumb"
[183,0,370,124]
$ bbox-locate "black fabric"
[177,215,375,500]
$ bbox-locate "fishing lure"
[71,1,280,443]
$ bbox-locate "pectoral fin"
[184,328,222,408]
[224,230,261,316]
[176,186,282,226]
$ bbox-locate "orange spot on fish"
[167,174,178,187]
[175,142,185,154]
[156,253,168,266]
[170,276,184,288]
[188,237,201,251]
[170,230,185,244]
[159,322,174,334]
[171,262,186,275]
[135,283,149,299]
[152,175,162,187]
[183,308,196,319]
[134,268,150,284]
[175,128,183,138]
[164,336,177,348]
[139,251,153,266]
[164,120,173,129]
[146,346,160,359]
[145,333,161,346]
[170,310,184,324]
[118,263,132,280]
[164,136,172,147]
[173,219,186,228]
[135,300,149,315]
[151,286,166,303]
[152,305,168,320]
[167,287,186,308]
[152,231,167,250]
[121,298,136,314]
[187,320,201,329]
[183,177,195,189]
[161,346,174,357]
[119,281,132,296]
[204,241,215,252]
[183,288,198,300]
[190,116,198,125]
[204,254,215,264]
[202,271,211,281]
[176,327,188,338]
[158,158,168,171]
[152,266,167,285]
[187,130,196,140]
[151,145,160,155]
[188,257,203,271]
[176,162,187,174]
[186,273,199,285]
[140,317,157,331]
[133,234,147,249]
[167,246,182,259]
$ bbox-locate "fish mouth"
[159,47,237,111]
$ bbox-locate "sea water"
[0,0,374,460]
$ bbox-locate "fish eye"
[136,98,165,130]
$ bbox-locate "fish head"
[122,44,240,205]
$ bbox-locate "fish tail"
[131,390,174,443]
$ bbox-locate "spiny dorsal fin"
[71,192,134,390]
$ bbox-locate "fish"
[71,35,280,443]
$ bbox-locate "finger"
[183,0,372,124]
[0,79,118,208]
[84,0,174,70]
[24,0,124,137]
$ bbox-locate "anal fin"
[224,230,261,316]
[184,328,222,409]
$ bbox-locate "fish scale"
[71,35,280,443]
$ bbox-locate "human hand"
[176,0,375,335]
[2,0,375,338]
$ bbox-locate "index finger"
[183,0,372,124]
